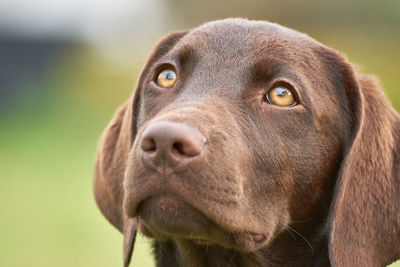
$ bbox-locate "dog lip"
[135,193,216,238]
[126,184,245,232]
[128,192,190,218]
[136,193,193,214]
[131,192,207,220]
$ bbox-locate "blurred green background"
[0,0,399,266]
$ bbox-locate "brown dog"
[93,18,400,266]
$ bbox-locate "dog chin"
[136,193,271,251]
[137,194,215,237]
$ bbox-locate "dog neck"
[152,222,330,267]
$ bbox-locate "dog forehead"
[175,18,315,59]
[163,19,323,98]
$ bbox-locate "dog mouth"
[136,194,213,238]
[133,193,269,251]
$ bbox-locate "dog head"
[94,19,400,266]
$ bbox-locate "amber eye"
[266,86,296,106]
[156,68,177,88]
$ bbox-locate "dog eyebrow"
[177,45,197,68]
[160,44,198,71]
[249,59,305,88]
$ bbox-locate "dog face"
[94,19,400,266]
[125,20,346,249]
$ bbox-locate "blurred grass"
[0,48,155,267]
[0,29,399,267]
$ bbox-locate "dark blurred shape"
[0,36,72,113]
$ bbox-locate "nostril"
[172,139,203,157]
[141,137,157,153]
[172,141,185,156]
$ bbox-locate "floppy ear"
[322,49,400,266]
[93,30,188,266]
[94,99,134,231]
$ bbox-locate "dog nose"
[140,121,206,170]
